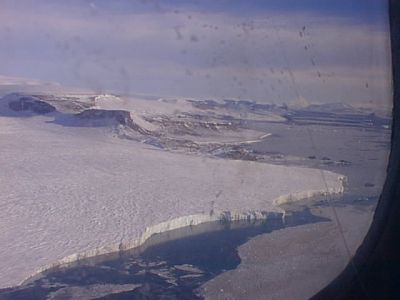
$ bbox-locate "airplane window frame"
[312,1,400,298]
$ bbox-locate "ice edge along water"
[0,92,346,289]
[20,183,345,287]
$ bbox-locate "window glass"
[0,1,392,299]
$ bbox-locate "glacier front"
[0,94,345,288]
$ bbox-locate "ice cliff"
[0,93,346,289]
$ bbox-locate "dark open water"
[0,208,331,300]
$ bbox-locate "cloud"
[0,0,392,108]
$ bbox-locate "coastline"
[17,184,345,289]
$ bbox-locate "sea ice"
[0,94,345,288]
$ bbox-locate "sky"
[0,0,392,107]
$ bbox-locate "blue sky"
[0,0,391,107]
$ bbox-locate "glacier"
[0,93,345,288]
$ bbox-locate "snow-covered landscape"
[0,91,347,289]
[0,1,392,298]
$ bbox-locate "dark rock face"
[144,114,239,137]
[8,97,56,114]
[76,109,151,135]
[78,109,131,124]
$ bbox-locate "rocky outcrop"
[76,109,152,135]
[8,96,56,114]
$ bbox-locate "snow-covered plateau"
[0,93,345,288]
